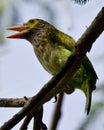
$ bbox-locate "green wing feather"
[82,57,98,114]
[54,29,98,114]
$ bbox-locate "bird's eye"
[29,19,34,24]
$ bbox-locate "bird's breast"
[34,43,71,75]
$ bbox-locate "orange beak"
[7,25,28,39]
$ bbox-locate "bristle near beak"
[7,25,28,39]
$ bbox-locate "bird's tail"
[85,84,92,115]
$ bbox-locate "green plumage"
[8,19,98,114]
[25,19,98,114]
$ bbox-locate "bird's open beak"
[7,25,28,39]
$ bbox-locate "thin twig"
[33,117,41,130]
[20,106,46,130]
[33,106,43,130]
[19,114,33,130]
[0,97,30,107]
[49,93,64,130]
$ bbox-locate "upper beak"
[7,25,28,39]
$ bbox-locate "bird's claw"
[53,95,57,103]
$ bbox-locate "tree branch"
[0,7,104,130]
[19,114,33,130]
[49,93,64,130]
[0,97,30,107]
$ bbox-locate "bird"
[7,18,98,114]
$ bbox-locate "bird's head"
[7,19,50,39]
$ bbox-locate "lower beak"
[7,25,27,39]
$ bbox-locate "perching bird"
[7,19,98,114]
